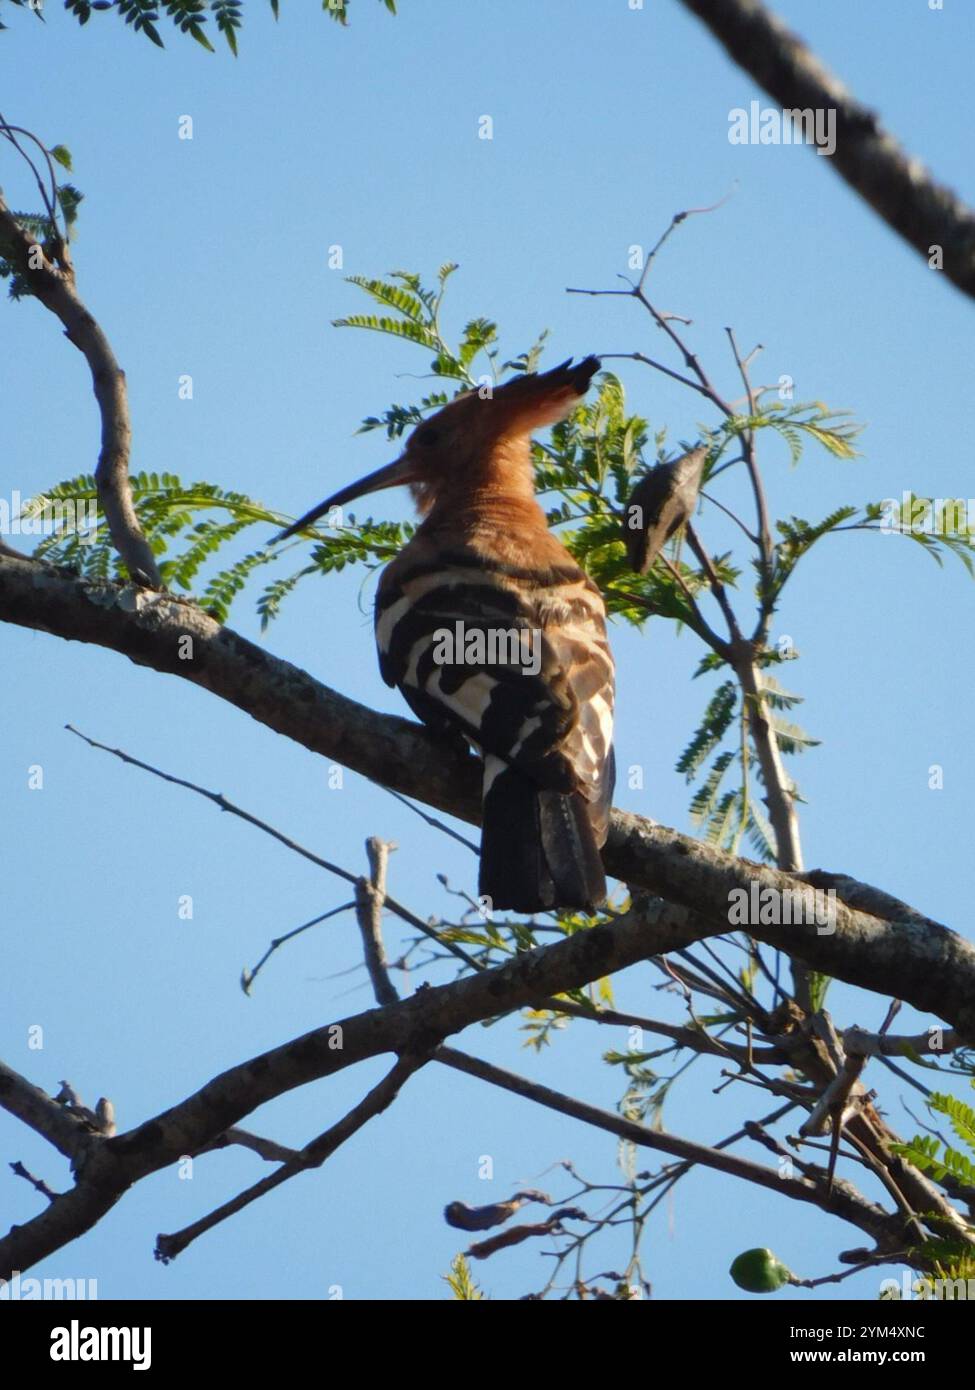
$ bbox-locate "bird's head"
[274,356,600,539]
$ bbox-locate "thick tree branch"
[0,895,707,1278]
[678,0,975,299]
[0,1060,92,1161]
[1,555,973,1041]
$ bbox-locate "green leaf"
[756,673,803,711]
[677,682,737,781]
[323,0,349,25]
[213,0,242,53]
[689,750,734,825]
[443,1254,485,1301]
[704,787,745,849]
[767,715,819,755]
[189,22,215,51]
[343,275,427,323]
[930,1089,975,1151]
[458,316,498,367]
[745,803,776,863]
[332,313,438,349]
[882,494,975,577]
[56,183,84,229]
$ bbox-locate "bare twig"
[658,550,729,653]
[355,837,399,1007]
[0,116,60,237]
[155,1051,428,1263]
[439,1050,901,1250]
[724,325,774,621]
[65,723,481,974]
[243,902,356,993]
[382,787,479,854]
[10,1161,59,1203]
[0,127,161,586]
[684,521,743,644]
[799,1048,869,1194]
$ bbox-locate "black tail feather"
[479,764,607,913]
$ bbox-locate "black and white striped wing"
[532,577,615,838]
[375,543,615,825]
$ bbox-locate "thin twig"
[699,488,759,544]
[658,551,728,653]
[382,786,479,854]
[0,132,160,586]
[65,724,482,972]
[243,902,356,993]
[155,1051,428,1263]
[684,521,743,644]
[10,1161,59,1203]
[725,325,774,626]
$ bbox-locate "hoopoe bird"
[277,358,615,913]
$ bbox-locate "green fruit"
[730,1247,794,1293]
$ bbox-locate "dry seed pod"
[444,1189,551,1231]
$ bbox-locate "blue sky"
[2,0,973,1301]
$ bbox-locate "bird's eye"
[415,427,439,447]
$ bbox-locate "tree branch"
[155,1051,427,1263]
[1,555,974,1041]
[0,1060,92,1161]
[0,895,708,1278]
[0,186,162,586]
[353,840,904,1258]
[678,0,975,300]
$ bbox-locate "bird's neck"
[423,437,543,529]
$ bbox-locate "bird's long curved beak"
[272,454,415,542]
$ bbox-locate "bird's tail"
[478,756,607,913]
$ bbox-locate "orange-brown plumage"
[278,357,615,911]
